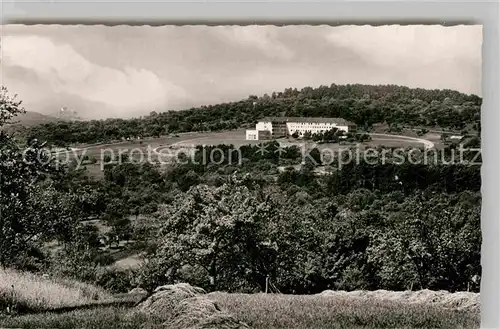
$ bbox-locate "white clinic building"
[246,117,357,140]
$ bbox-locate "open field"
[57,129,440,178]
[163,130,438,149]
[0,268,112,313]
[67,129,439,159]
[210,292,479,329]
[1,292,479,329]
[0,269,480,329]
[0,306,157,329]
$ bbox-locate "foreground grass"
[0,306,161,329]
[0,291,479,329]
[209,292,480,329]
[0,268,112,312]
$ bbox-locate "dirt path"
[368,133,435,149]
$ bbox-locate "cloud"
[325,25,482,95]
[326,25,482,68]
[2,35,188,112]
[1,25,482,119]
[213,26,295,60]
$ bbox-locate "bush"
[94,268,137,294]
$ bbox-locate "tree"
[140,181,277,292]
[0,87,94,270]
[366,192,481,291]
[303,130,312,140]
[176,169,200,192]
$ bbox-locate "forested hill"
[23,84,481,146]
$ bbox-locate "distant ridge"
[7,111,61,127]
[5,108,85,128]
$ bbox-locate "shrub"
[94,268,137,294]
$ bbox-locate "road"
[368,133,435,149]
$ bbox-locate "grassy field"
[1,281,479,329]
[209,292,479,329]
[68,129,439,163]
[0,306,159,329]
[0,293,479,329]
[66,129,440,180]
[0,268,112,313]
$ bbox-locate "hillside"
[0,111,61,135]
[6,111,60,127]
[21,84,481,147]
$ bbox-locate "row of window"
[286,122,333,125]
[290,126,335,130]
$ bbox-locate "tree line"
[21,84,481,146]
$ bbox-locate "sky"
[1,24,482,120]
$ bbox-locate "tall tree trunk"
[209,257,216,288]
[209,239,220,290]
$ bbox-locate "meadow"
[0,268,479,329]
[0,293,479,329]
[0,268,112,313]
[60,128,441,180]
[211,292,479,329]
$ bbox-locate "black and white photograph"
[0,24,482,329]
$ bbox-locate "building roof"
[259,117,356,126]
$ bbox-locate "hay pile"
[167,296,250,329]
[137,283,207,316]
[318,289,480,310]
[134,283,250,329]
[439,291,480,310]
[129,287,147,295]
